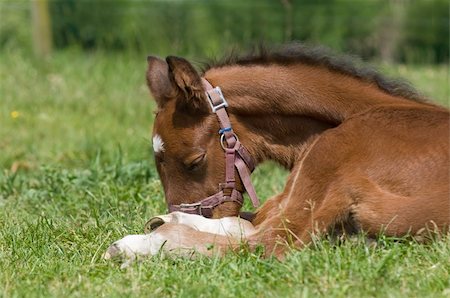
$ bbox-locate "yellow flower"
[11,111,20,119]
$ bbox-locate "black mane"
[203,43,426,102]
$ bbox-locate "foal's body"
[106,46,449,265]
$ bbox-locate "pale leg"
[104,214,255,268]
[145,212,256,237]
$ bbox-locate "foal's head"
[146,56,242,218]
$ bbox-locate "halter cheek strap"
[168,78,260,218]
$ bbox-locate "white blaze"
[153,134,165,153]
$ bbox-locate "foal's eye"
[185,153,206,171]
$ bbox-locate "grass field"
[1,50,449,297]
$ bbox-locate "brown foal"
[107,45,449,262]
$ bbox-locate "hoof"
[144,217,166,234]
[103,243,122,260]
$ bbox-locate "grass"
[0,49,449,297]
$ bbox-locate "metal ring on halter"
[220,133,239,150]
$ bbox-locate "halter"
[168,78,260,218]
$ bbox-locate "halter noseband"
[168,78,260,218]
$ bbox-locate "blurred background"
[0,0,449,169]
[1,0,449,63]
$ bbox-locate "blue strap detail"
[219,127,232,134]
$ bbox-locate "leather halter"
[168,78,260,218]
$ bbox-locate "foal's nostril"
[144,217,166,233]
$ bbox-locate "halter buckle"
[178,202,202,215]
[206,87,228,113]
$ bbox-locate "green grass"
[0,50,449,297]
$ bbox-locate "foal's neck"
[205,64,421,168]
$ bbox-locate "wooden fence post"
[31,0,52,57]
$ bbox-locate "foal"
[105,45,449,266]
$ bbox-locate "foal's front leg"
[145,211,256,237]
[104,213,254,268]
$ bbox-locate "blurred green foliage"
[0,0,448,63]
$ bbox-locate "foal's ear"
[166,56,209,113]
[146,56,176,107]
